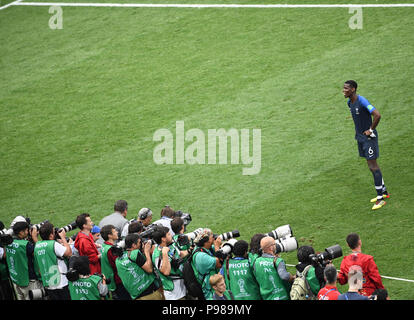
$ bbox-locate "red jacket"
[74,232,101,275]
[317,285,341,300]
[337,252,384,296]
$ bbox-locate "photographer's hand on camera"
[29,226,39,243]
[213,237,222,252]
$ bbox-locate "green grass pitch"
[1,0,413,299]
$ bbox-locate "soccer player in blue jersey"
[343,80,389,210]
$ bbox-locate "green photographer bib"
[223,257,261,300]
[115,250,155,299]
[69,275,102,300]
[101,243,116,291]
[152,246,182,292]
[34,240,60,288]
[6,239,30,287]
[253,256,289,300]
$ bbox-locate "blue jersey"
[347,95,376,140]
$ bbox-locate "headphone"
[139,208,152,220]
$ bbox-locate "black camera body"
[309,244,343,267]
[174,210,192,230]
[54,221,78,241]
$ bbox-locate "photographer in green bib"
[253,236,295,300]
[34,222,72,300]
[170,217,192,254]
[294,245,325,297]
[99,224,131,300]
[115,233,164,300]
[67,255,108,300]
[191,228,222,300]
[152,225,188,300]
[221,240,261,300]
[5,219,43,300]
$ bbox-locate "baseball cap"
[91,225,101,234]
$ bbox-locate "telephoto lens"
[185,228,203,240]
[215,238,238,260]
[267,224,292,240]
[58,221,77,233]
[275,236,298,254]
[214,230,240,241]
[31,220,49,231]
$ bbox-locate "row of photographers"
[0,203,388,301]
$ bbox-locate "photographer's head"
[125,233,141,250]
[76,213,93,232]
[127,221,143,235]
[72,256,91,276]
[138,208,153,226]
[12,221,29,239]
[114,200,128,217]
[100,224,118,243]
[160,205,175,218]
[39,222,55,240]
[194,228,214,248]
[346,233,362,250]
[260,236,276,255]
[297,245,315,265]
[233,240,249,258]
[152,226,172,246]
[171,217,185,235]
[250,233,266,255]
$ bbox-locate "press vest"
[253,256,289,300]
[101,243,116,291]
[152,245,182,292]
[69,275,102,300]
[115,249,155,299]
[6,239,30,286]
[34,240,61,288]
[223,257,262,300]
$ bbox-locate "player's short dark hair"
[345,80,358,90]
[324,265,338,284]
[346,233,360,249]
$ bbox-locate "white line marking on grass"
[285,264,414,283]
[10,2,414,9]
[0,0,23,11]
